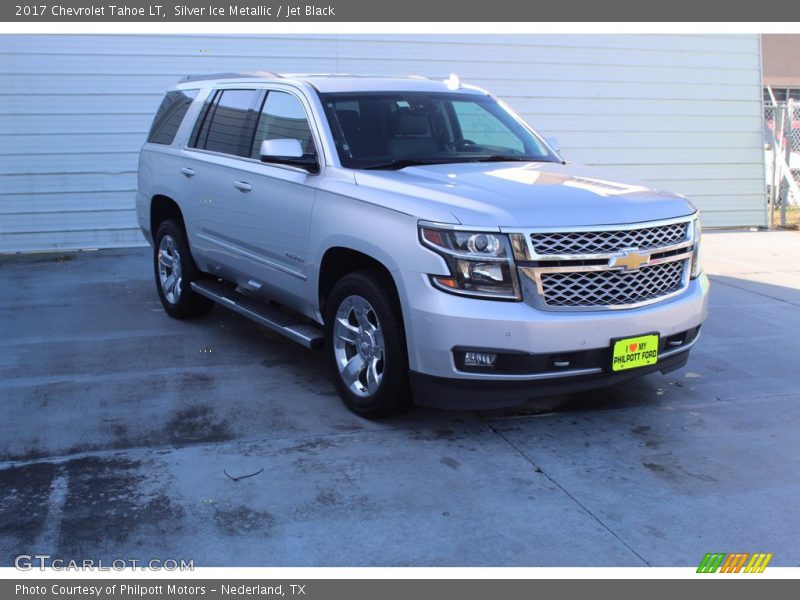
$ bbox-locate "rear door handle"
[180,167,195,177]
[233,181,252,192]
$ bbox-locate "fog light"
[464,351,497,367]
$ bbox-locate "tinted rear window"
[147,90,197,145]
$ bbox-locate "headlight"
[419,225,521,300]
[690,216,702,279]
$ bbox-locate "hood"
[353,161,696,228]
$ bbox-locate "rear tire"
[153,220,214,319]
[325,270,412,418]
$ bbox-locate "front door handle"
[233,181,252,192]
[180,167,196,177]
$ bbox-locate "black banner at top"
[3,0,800,22]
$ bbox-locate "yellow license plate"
[611,334,659,372]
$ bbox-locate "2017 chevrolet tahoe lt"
[136,72,709,417]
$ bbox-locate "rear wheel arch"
[150,195,186,240]
[152,219,213,319]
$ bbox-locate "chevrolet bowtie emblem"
[608,248,651,271]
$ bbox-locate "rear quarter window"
[147,90,198,145]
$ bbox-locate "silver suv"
[136,72,709,417]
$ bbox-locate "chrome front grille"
[530,221,688,256]
[513,217,696,311]
[540,261,685,307]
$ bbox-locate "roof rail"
[178,71,282,83]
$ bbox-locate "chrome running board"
[191,280,324,349]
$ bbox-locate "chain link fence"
[764,99,800,225]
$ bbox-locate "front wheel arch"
[318,247,403,321]
[324,269,412,418]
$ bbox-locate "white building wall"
[0,34,766,252]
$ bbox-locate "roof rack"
[178,71,282,83]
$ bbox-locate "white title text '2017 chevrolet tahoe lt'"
[136,72,709,418]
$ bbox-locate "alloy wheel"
[332,295,385,397]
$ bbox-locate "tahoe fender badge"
[285,251,305,263]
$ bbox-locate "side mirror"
[259,139,318,173]
[260,138,303,158]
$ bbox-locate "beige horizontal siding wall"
[0,34,766,252]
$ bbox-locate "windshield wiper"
[362,158,466,170]
[362,156,554,170]
[472,155,552,163]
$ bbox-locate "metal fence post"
[770,109,778,219]
[781,101,792,226]
[770,104,782,225]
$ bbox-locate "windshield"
[319,91,557,169]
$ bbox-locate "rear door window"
[192,89,262,157]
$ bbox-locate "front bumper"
[397,269,710,408]
[410,330,697,409]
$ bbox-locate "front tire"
[325,270,412,418]
[153,220,213,319]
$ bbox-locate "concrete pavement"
[1,231,798,566]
